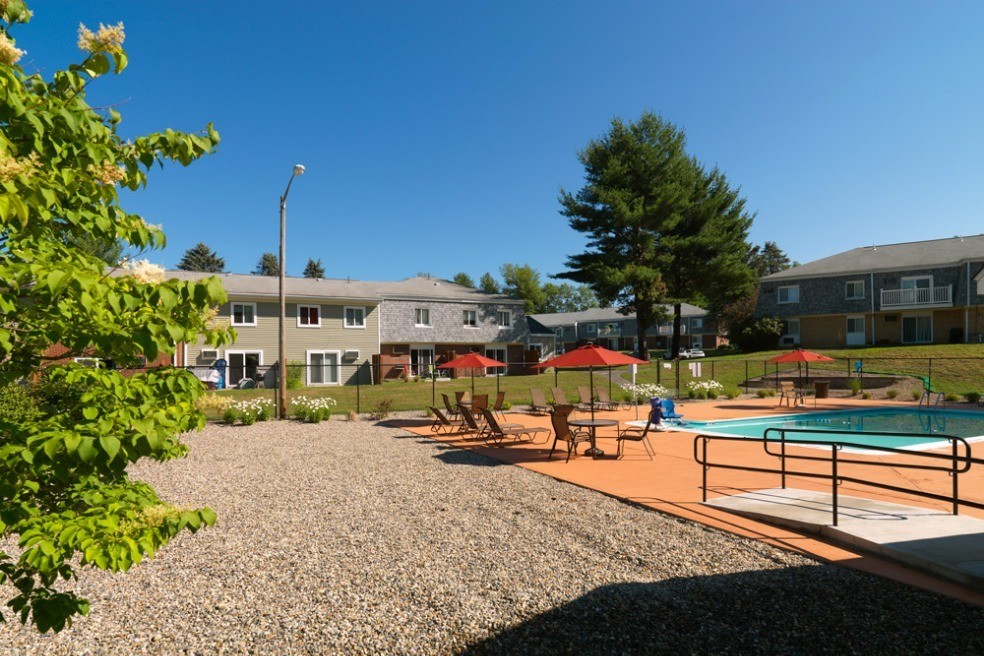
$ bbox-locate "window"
[414,308,431,327]
[231,302,257,326]
[497,310,511,328]
[846,316,866,346]
[343,306,365,329]
[297,305,321,328]
[585,323,596,334]
[845,280,865,300]
[691,317,703,330]
[777,286,799,304]
[902,315,932,344]
[307,350,340,385]
[780,319,800,345]
[73,357,103,368]
[463,310,477,327]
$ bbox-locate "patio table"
[568,418,619,458]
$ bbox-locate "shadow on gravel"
[458,566,984,655]
[376,419,434,429]
[434,450,504,467]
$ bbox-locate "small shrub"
[501,400,512,410]
[620,383,669,404]
[196,393,234,414]
[756,388,776,398]
[346,410,358,421]
[370,399,393,420]
[221,406,238,424]
[291,395,336,423]
[861,391,872,400]
[911,390,923,401]
[726,388,741,400]
[967,392,982,404]
[240,411,257,426]
[945,392,960,403]
[685,380,724,400]
[849,380,862,396]
[885,389,899,399]
[227,399,274,425]
[286,361,305,390]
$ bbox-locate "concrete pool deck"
[400,396,984,605]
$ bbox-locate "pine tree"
[303,258,326,278]
[479,272,500,294]
[176,242,226,272]
[452,272,475,287]
[253,252,279,276]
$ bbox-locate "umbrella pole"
[590,367,596,422]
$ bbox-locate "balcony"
[597,326,621,337]
[880,285,952,309]
[657,325,687,335]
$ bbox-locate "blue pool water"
[686,408,984,451]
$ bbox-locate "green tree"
[479,272,500,294]
[452,272,475,287]
[176,242,225,273]
[66,232,125,266]
[746,241,793,277]
[557,113,689,359]
[500,263,545,314]
[541,282,599,313]
[303,258,325,278]
[253,252,279,276]
[0,8,232,632]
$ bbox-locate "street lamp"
[278,164,305,419]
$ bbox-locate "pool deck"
[400,397,984,606]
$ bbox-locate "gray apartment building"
[530,304,725,355]
[754,235,984,348]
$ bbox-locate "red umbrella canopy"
[768,349,835,364]
[437,353,507,369]
[534,343,648,369]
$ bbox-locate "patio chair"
[616,418,656,460]
[550,387,572,407]
[529,388,550,415]
[576,386,596,412]
[594,386,621,411]
[480,408,549,446]
[778,381,805,407]
[658,399,685,424]
[459,404,523,440]
[548,408,591,462]
[455,390,472,405]
[441,393,460,421]
[472,394,489,412]
[428,406,458,435]
[492,391,508,420]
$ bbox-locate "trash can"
[814,381,829,399]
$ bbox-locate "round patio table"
[568,418,619,458]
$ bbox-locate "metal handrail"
[694,427,983,526]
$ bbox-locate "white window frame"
[231,302,257,326]
[297,304,322,328]
[691,317,703,330]
[777,285,800,304]
[901,314,933,344]
[497,310,512,329]
[414,308,431,327]
[585,323,596,334]
[306,349,341,386]
[845,280,865,300]
[226,350,263,386]
[463,310,478,328]
[528,342,543,354]
[901,275,932,289]
[781,318,800,345]
[73,357,104,368]
[343,306,366,329]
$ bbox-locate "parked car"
[674,348,706,359]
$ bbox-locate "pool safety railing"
[694,427,984,526]
[918,389,946,412]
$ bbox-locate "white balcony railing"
[657,325,687,335]
[597,326,621,337]
[880,285,952,308]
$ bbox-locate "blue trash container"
[212,358,227,390]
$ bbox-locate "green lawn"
[202,343,984,417]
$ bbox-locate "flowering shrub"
[291,395,336,423]
[195,393,234,414]
[224,399,274,425]
[620,383,669,403]
[685,380,725,399]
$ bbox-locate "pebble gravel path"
[2,413,983,654]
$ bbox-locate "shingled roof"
[761,234,984,282]
[530,303,706,327]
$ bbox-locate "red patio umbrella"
[534,344,648,421]
[437,352,508,398]
[768,349,835,385]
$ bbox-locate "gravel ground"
[2,413,983,655]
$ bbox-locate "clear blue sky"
[18,1,984,281]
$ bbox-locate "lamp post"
[278,164,305,419]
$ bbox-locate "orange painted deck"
[400,397,984,606]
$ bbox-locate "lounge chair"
[576,386,596,412]
[616,418,656,460]
[529,389,550,415]
[459,404,523,440]
[428,406,458,435]
[595,386,623,411]
[441,393,460,421]
[492,391,507,420]
[480,408,549,446]
[658,398,685,424]
[778,381,805,407]
[548,408,591,462]
[550,387,571,406]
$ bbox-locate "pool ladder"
[918,389,945,411]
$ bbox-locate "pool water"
[686,408,984,451]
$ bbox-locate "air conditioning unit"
[201,349,218,361]
[343,349,360,360]
[780,336,796,346]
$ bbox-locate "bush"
[967,392,982,404]
[226,399,274,425]
[911,390,923,401]
[291,395,336,423]
[346,410,359,421]
[726,388,741,400]
[287,361,305,390]
[945,392,961,403]
[849,380,862,396]
[0,382,40,424]
[370,399,393,420]
[222,406,238,424]
[756,388,776,398]
[501,400,512,410]
[885,389,899,399]
[685,380,725,400]
[620,383,669,403]
[861,391,872,400]
[196,393,234,414]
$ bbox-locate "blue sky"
[17,1,984,281]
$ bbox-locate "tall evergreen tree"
[746,241,793,276]
[68,232,125,265]
[452,272,475,287]
[176,242,226,272]
[303,258,326,278]
[253,252,279,276]
[479,272,500,294]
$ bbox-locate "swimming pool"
[682,407,984,451]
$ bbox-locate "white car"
[687,348,706,358]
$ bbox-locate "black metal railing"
[694,427,984,526]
